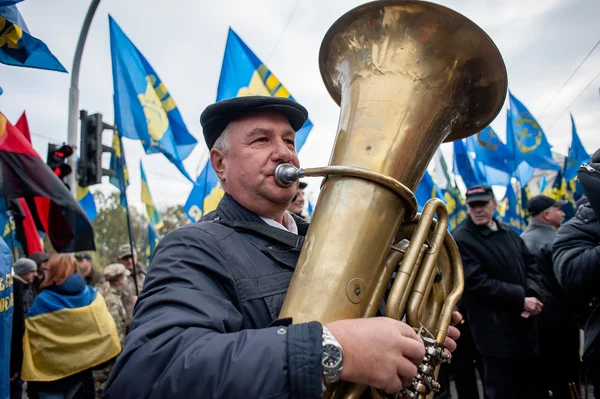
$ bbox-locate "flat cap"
[527,195,567,216]
[465,185,495,204]
[200,96,309,150]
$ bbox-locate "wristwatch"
[322,326,343,384]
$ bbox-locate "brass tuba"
[275,1,507,397]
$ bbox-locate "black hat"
[465,185,495,204]
[527,195,567,216]
[299,181,307,190]
[200,96,309,150]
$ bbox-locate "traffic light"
[46,143,74,185]
[79,110,116,187]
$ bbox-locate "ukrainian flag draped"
[109,16,197,182]
[21,278,121,381]
[0,3,66,72]
[140,160,163,229]
[0,236,12,399]
[109,130,129,207]
[184,28,314,222]
[77,186,97,222]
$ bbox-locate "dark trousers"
[480,356,541,399]
[448,322,481,399]
[538,321,581,398]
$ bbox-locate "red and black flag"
[0,113,95,252]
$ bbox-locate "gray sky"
[1,0,599,210]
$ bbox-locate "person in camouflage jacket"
[93,263,129,398]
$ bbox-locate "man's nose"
[271,139,293,162]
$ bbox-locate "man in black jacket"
[453,185,544,399]
[105,96,460,398]
[553,150,600,394]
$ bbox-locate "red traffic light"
[53,164,72,179]
[50,144,74,164]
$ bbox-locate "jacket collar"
[465,215,508,236]
[525,218,557,232]
[214,193,310,237]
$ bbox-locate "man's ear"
[210,148,227,182]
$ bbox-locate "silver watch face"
[322,344,342,368]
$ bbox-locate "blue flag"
[0,5,66,72]
[498,182,527,234]
[109,16,197,182]
[77,186,97,222]
[464,126,512,186]
[415,171,443,213]
[564,114,590,181]
[507,93,560,171]
[147,223,160,261]
[184,28,314,221]
[307,200,314,220]
[453,139,486,189]
[0,1,23,6]
[0,199,17,251]
[0,237,13,399]
[109,130,129,207]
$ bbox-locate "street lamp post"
[66,0,102,196]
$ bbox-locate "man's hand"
[326,317,426,394]
[443,311,462,355]
[523,297,543,317]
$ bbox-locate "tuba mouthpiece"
[274,164,303,187]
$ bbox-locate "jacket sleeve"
[104,225,323,399]
[552,220,600,295]
[518,233,544,301]
[456,238,525,312]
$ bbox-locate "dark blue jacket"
[105,194,323,398]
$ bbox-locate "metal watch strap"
[322,326,343,384]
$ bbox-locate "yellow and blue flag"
[184,28,314,221]
[499,182,528,234]
[453,139,486,189]
[21,276,121,381]
[0,198,18,251]
[415,171,443,213]
[434,151,466,231]
[564,114,590,181]
[140,160,163,229]
[147,223,160,260]
[0,236,13,398]
[76,186,97,222]
[0,4,66,72]
[507,92,560,172]
[109,130,129,207]
[109,16,197,182]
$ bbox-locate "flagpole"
[116,135,139,296]
[66,0,102,197]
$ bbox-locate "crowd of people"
[5,95,599,399]
[9,245,147,399]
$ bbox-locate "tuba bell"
[275,1,507,398]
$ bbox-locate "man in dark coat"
[553,150,600,395]
[105,96,461,398]
[453,185,544,399]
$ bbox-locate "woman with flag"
[20,254,121,399]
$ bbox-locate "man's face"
[543,206,565,228]
[20,271,37,283]
[211,112,299,216]
[77,259,92,277]
[288,187,305,215]
[119,256,134,271]
[467,199,496,226]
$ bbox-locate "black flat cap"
[527,195,567,216]
[465,185,495,204]
[200,96,309,149]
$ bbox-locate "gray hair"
[212,122,233,154]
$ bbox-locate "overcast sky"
[1,0,599,210]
